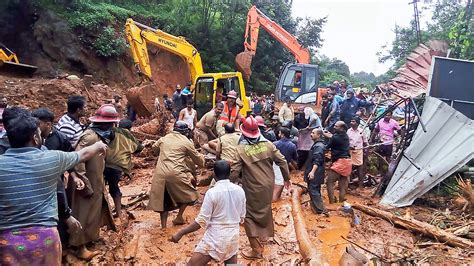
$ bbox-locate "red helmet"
[255,115,266,128]
[240,116,261,138]
[227,90,238,99]
[89,104,119,123]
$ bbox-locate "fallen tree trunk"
[291,187,328,265]
[353,203,474,249]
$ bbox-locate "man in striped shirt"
[0,113,107,265]
[57,95,86,146]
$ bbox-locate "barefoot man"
[148,121,205,228]
[170,160,246,265]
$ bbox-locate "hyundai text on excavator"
[235,6,326,111]
[0,43,37,77]
[125,18,250,117]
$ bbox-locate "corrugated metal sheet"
[378,40,448,98]
[380,96,474,207]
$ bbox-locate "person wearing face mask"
[0,111,107,266]
[68,104,118,260]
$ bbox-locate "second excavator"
[125,18,250,117]
[236,6,325,108]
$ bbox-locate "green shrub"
[92,26,126,57]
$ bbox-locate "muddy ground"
[62,150,472,265]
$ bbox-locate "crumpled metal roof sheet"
[380,96,474,207]
[378,40,448,98]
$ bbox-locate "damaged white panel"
[381,96,474,207]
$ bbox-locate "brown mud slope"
[0,75,126,118]
[64,156,472,265]
[1,7,190,97]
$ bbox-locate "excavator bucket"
[126,83,157,117]
[235,51,253,81]
[0,60,37,77]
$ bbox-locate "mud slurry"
[59,152,472,265]
[110,170,355,265]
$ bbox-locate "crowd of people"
[0,78,403,264]
[0,95,142,264]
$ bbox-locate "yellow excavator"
[125,18,250,117]
[0,43,37,77]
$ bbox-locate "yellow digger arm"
[125,18,204,82]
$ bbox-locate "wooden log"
[291,187,328,265]
[353,203,474,249]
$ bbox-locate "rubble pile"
[0,75,127,118]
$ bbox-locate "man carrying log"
[230,116,290,259]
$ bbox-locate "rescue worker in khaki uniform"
[230,116,290,259]
[148,121,205,228]
[202,122,240,163]
[194,103,224,147]
[70,104,117,260]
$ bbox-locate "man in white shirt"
[170,160,246,265]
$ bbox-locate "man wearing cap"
[230,116,290,259]
[195,103,224,147]
[148,121,205,228]
[69,104,117,260]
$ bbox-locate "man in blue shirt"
[274,127,298,168]
[273,127,298,201]
[0,112,107,265]
[340,89,373,126]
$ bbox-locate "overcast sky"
[292,0,432,75]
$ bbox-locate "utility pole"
[409,0,422,44]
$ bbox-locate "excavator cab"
[194,72,250,118]
[276,63,321,104]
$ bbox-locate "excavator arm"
[235,5,311,80]
[125,18,204,82]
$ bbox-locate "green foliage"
[92,26,126,57]
[351,71,376,88]
[296,16,327,56]
[316,55,351,87]
[20,0,328,92]
[448,2,474,59]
